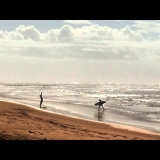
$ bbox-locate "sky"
[1,20,160,84]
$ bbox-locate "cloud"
[1,21,160,83]
[15,25,41,41]
[58,25,74,42]
[0,31,5,39]
[63,20,93,25]
[132,20,160,35]
[0,23,160,61]
[0,31,24,40]
[120,26,143,41]
[44,29,59,42]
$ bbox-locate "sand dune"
[0,100,160,140]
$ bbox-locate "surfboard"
[94,101,105,106]
[94,102,101,106]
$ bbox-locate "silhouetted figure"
[39,92,43,108]
[94,99,105,110]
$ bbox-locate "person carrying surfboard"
[94,99,105,110]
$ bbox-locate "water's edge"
[1,98,159,136]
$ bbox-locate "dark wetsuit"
[40,92,43,108]
[99,99,105,109]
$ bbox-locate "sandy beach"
[0,100,160,140]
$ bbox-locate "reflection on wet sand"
[94,108,105,121]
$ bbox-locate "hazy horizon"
[1,20,160,84]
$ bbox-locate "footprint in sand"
[112,135,118,137]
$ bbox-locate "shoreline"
[0,100,160,140]
[3,99,160,135]
[1,99,158,135]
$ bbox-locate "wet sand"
[0,100,160,140]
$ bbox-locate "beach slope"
[0,101,160,140]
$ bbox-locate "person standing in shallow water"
[39,92,43,108]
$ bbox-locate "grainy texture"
[0,101,160,140]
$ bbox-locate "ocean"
[1,83,160,134]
